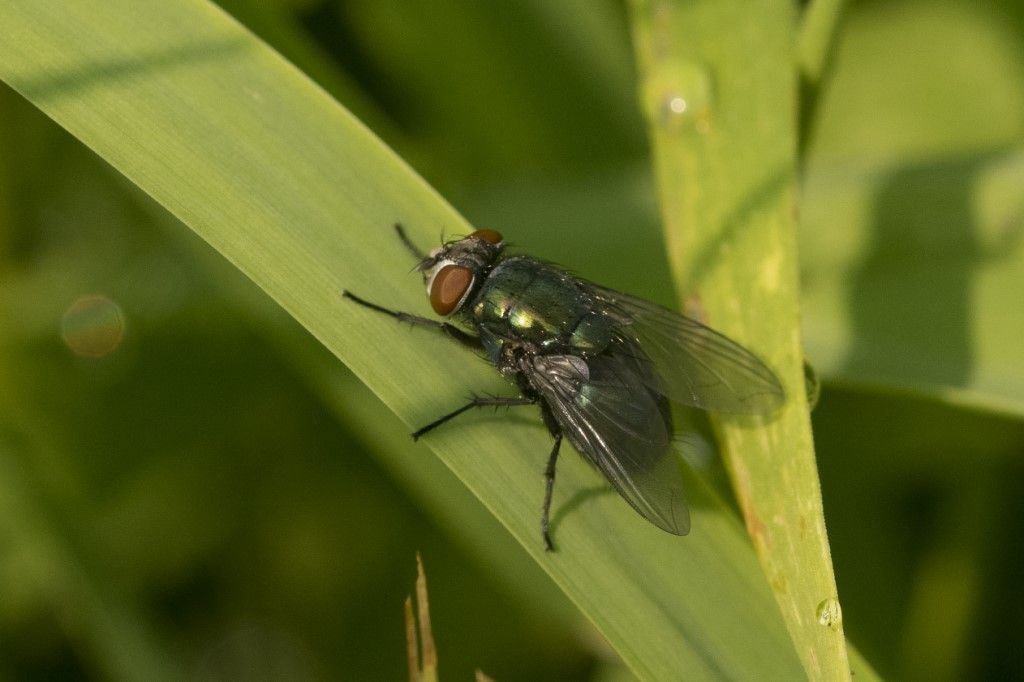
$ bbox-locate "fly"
[344,225,785,550]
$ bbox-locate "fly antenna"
[395,223,427,260]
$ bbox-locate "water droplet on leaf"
[816,597,842,631]
[642,59,714,134]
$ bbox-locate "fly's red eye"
[430,265,474,315]
[469,229,503,245]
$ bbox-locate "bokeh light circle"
[61,294,126,358]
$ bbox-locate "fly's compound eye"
[469,229,503,245]
[429,264,474,316]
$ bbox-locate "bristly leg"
[342,291,482,351]
[542,431,563,552]
[410,395,536,440]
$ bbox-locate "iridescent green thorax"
[469,257,612,361]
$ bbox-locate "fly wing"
[528,348,690,535]
[589,285,785,415]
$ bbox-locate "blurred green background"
[2,0,1023,679]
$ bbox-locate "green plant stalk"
[796,0,847,161]
[798,0,847,84]
[629,0,851,679]
[0,1,808,678]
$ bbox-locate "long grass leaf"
[628,0,851,678]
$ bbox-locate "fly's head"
[417,229,504,316]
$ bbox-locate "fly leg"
[342,291,481,351]
[410,395,537,441]
[541,431,562,552]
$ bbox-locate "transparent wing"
[528,349,690,535]
[589,285,785,415]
